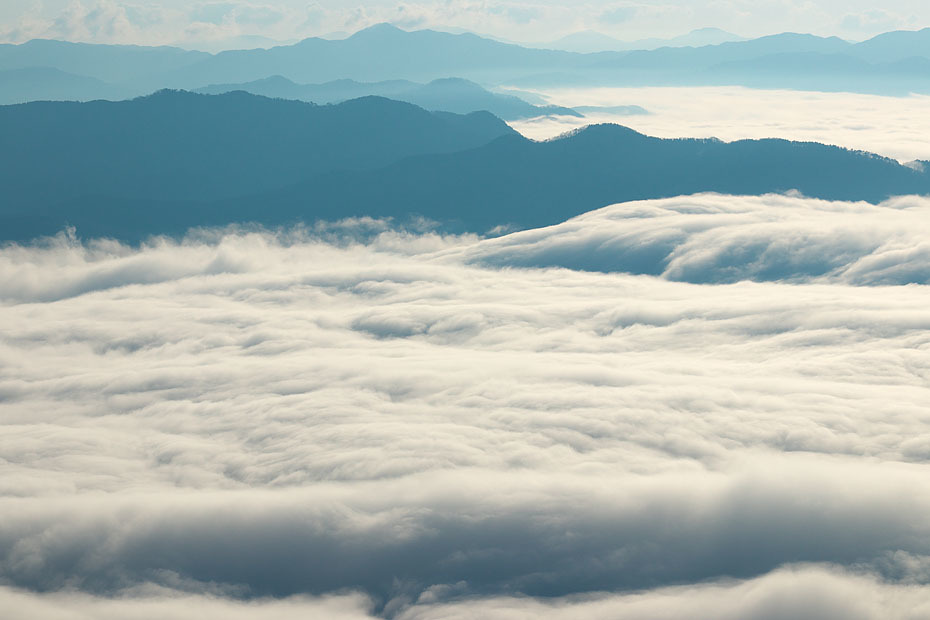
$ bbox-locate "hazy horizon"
[2,1,930,51]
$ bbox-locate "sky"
[3,194,930,616]
[1,0,930,50]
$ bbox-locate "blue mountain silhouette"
[194,76,580,120]
[0,67,133,104]
[4,26,930,98]
[0,89,513,205]
[1,91,926,241]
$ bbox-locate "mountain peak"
[253,75,298,87]
[554,122,647,143]
[350,23,407,40]
[688,27,735,35]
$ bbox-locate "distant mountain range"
[194,76,580,120]
[2,91,927,241]
[581,30,930,94]
[0,67,134,105]
[2,24,930,103]
[0,38,208,85]
[541,27,746,53]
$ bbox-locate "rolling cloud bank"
[2,194,930,618]
[511,86,930,164]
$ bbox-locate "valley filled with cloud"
[2,194,930,617]
[511,86,930,163]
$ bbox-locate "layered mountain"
[0,39,208,85]
[225,125,930,233]
[4,25,930,99]
[542,28,746,53]
[0,90,515,236]
[2,91,927,241]
[850,28,930,62]
[164,23,577,87]
[194,76,579,120]
[0,68,133,104]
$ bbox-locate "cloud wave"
[469,193,930,285]
[2,194,930,616]
[511,86,930,163]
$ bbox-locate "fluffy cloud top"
[510,86,930,163]
[2,194,930,617]
[469,193,930,284]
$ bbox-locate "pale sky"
[1,0,929,50]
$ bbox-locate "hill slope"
[2,92,927,241]
[227,125,929,232]
[195,76,579,119]
[0,90,516,213]
[0,39,208,85]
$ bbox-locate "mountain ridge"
[194,75,580,119]
[6,24,930,98]
[2,90,926,241]
[0,90,515,211]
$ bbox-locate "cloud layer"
[3,565,930,620]
[469,193,930,284]
[2,194,930,616]
[511,86,930,163]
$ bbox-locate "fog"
[510,86,930,163]
[469,193,930,284]
[2,195,929,617]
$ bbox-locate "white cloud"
[398,565,930,619]
[47,0,138,41]
[3,565,929,619]
[841,9,909,33]
[510,86,930,163]
[0,587,375,620]
[467,194,930,284]
[599,4,638,24]
[0,1,586,47]
[2,195,930,615]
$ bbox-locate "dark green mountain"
[0,90,515,235]
[221,125,929,233]
[2,91,927,241]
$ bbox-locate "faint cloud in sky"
[841,9,909,32]
[1,0,928,48]
[189,2,235,25]
[599,4,638,24]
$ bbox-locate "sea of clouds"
[511,86,930,163]
[2,193,930,618]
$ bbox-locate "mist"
[511,86,930,163]
[2,195,930,616]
